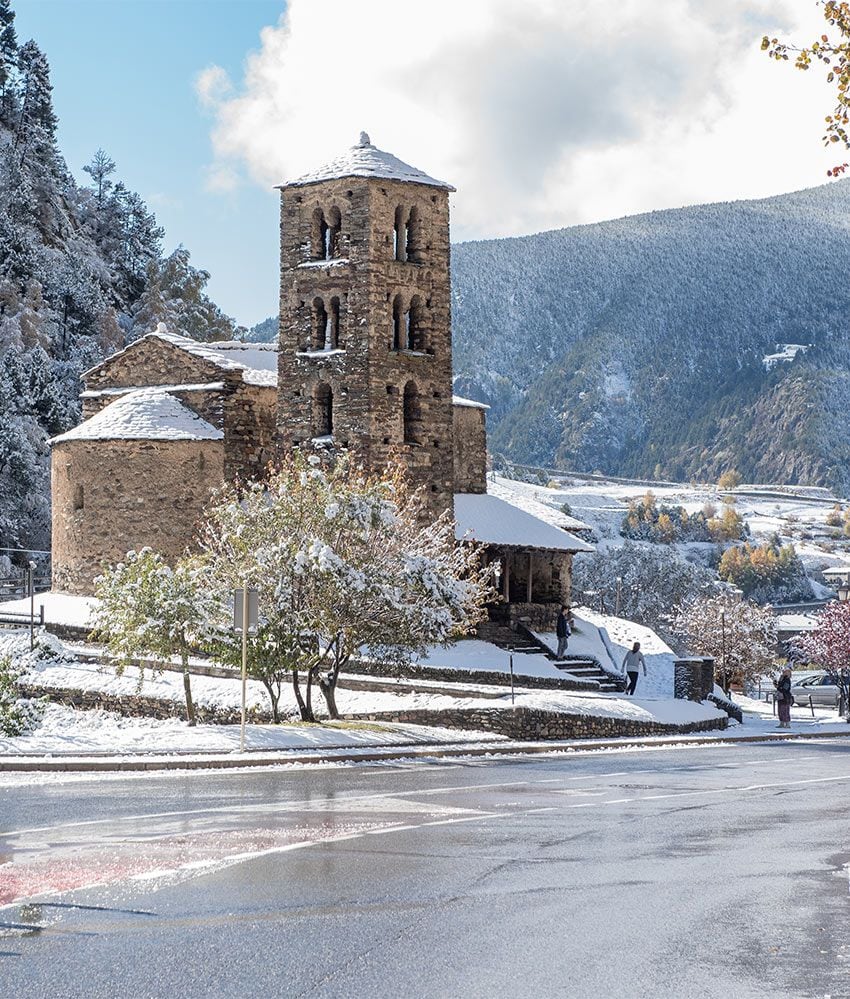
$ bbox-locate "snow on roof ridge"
[452,394,490,410]
[80,381,226,399]
[50,388,224,444]
[282,133,455,191]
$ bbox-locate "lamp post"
[719,607,728,695]
[28,560,36,651]
[615,576,623,617]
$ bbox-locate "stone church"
[50,134,591,624]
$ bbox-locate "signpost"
[233,585,259,752]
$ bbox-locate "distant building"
[50,134,591,626]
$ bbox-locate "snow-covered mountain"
[451,181,850,492]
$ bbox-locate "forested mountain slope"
[451,182,850,493]
[0,1,239,557]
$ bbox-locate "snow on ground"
[0,592,96,630]
[0,631,728,756]
[534,607,675,698]
[0,703,498,756]
[414,639,570,681]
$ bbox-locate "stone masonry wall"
[452,403,487,493]
[352,706,728,740]
[51,438,225,593]
[277,176,455,520]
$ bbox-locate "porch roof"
[454,493,594,554]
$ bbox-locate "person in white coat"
[623,642,646,696]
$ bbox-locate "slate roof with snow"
[454,493,593,553]
[282,132,455,191]
[83,324,278,388]
[50,389,224,444]
[487,476,593,533]
[452,394,489,410]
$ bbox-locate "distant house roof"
[50,389,224,444]
[454,493,593,553]
[452,394,489,410]
[83,324,278,388]
[281,132,455,191]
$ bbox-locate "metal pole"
[509,654,515,706]
[720,609,727,694]
[240,582,248,753]
[28,562,35,651]
[615,576,622,617]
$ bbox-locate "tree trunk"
[291,669,310,721]
[304,668,316,723]
[319,652,349,720]
[182,653,196,727]
[263,680,280,723]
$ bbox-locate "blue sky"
[15,0,285,328]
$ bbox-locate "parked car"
[790,673,842,708]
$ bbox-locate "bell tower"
[276,133,456,517]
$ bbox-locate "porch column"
[526,552,533,603]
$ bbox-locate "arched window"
[328,296,341,350]
[392,293,404,350]
[393,205,406,261]
[407,295,424,351]
[406,206,422,263]
[312,297,328,350]
[313,383,333,438]
[327,206,342,258]
[403,381,422,444]
[311,208,328,260]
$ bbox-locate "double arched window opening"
[312,206,342,260]
[391,294,425,352]
[393,205,423,263]
[312,296,341,351]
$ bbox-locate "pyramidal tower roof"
[281,132,455,191]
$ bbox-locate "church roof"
[50,389,224,444]
[282,132,455,191]
[453,493,594,553]
[82,324,278,388]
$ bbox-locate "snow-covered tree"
[199,452,492,720]
[92,549,209,726]
[82,148,115,205]
[572,541,717,636]
[0,651,45,736]
[670,592,777,691]
[131,247,241,342]
[793,600,850,718]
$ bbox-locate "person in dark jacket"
[556,606,571,660]
[774,667,793,728]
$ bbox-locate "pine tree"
[0,0,18,126]
[82,148,116,206]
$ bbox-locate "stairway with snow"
[475,621,625,693]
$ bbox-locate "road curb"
[1,727,848,773]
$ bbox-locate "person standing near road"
[623,641,646,696]
[774,666,793,729]
[555,605,571,660]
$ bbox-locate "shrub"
[718,469,742,489]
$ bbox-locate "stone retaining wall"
[342,658,598,692]
[350,706,728,740]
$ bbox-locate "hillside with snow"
[451,181,850,492]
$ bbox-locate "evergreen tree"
[82,147,115,205]
[0,0,18,125]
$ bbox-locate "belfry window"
[403,381,422,444]
[328,296,341,350]
[407,295,424,351]
[327,206,342,258]
[312,208,328,260]
[392,293,404,350]
[313,383,333,438]
[393,205,406,261]
[312,297,328,350]
[406,206,422,263]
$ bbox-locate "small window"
[393,205,406,261]
[72,483,84,511]
[312,296,328,350]
[403,381,422,444]
[392,294,404,350]
[313,383,333,438]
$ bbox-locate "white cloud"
[198,0,841,239]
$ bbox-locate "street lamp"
[719,607,728,695]
[27,560,36,651]
[838,579,850,602]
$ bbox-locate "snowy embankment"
[534,607,676,698]
[0,592,97,630]
[413,639,567,681]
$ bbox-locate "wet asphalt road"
[1,739,850,999]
